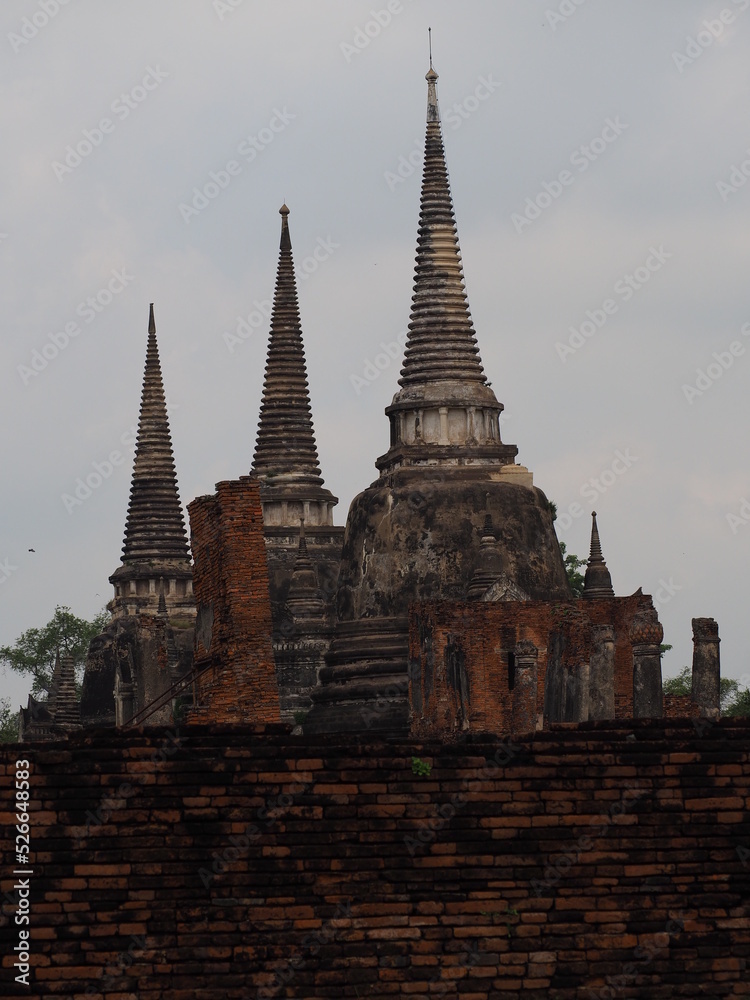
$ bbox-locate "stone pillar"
[691,617,720,719]
[589,624,615,720]
[438,406,449,444]
[115,682,134,727]
[512,640,539,736]
[630,609,664,718]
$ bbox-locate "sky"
[1,0,749,710]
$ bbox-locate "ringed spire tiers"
[377,61,519,475]
[582,511,615,599]
[109,305,194,620]
[399,61,486,388]
[251,205,337,528]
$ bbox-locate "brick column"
[187,477,280,725]
[630,609,664,718]
[589,624,615,720]
[512,640,538,736]
[691,617,720,719]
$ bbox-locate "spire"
[582,511,615,599]
[52,654,81,729]
[398,60,487,388]
[121,305,190,563]
[287,519,325,617]
[251,205,326,490]
[467,508,506,600]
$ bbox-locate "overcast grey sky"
[2,0,749,710]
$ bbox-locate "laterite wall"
[1,719,749,999]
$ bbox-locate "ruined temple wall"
[1,720,749,998]
[409,594,654,738]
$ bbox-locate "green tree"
[559,541,586,597]
[725,688,750,717]
[0,697,19,743]
[663,665,691,697]
[663,666,750,716]
[0,606,108,701]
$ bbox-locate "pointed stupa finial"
[120,305,190,564]
[426,28,439,121]
[582,511,615,599]
[251,207,337,522]
[468,510,506,600]
[287,518,325,617]
[279,203,291,250]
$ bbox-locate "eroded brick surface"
[187,478,279,725]
[1,719,748,998]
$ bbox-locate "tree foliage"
[0,605,108,701]
[663,666,750,716]
[559,541,586,598]
[0,697,18,743]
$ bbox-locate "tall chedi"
[81,306,194,727]
[251,206,345,718]
[109,304,194,619]
[306,59,570,734]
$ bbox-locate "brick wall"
[2,719,749,998]
[187,477,279,725]
[664,694,700,719]
[409,594,655,738]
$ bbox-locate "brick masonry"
[409,595,660,738]
[187,478,280,726]
[1,718,749,998]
